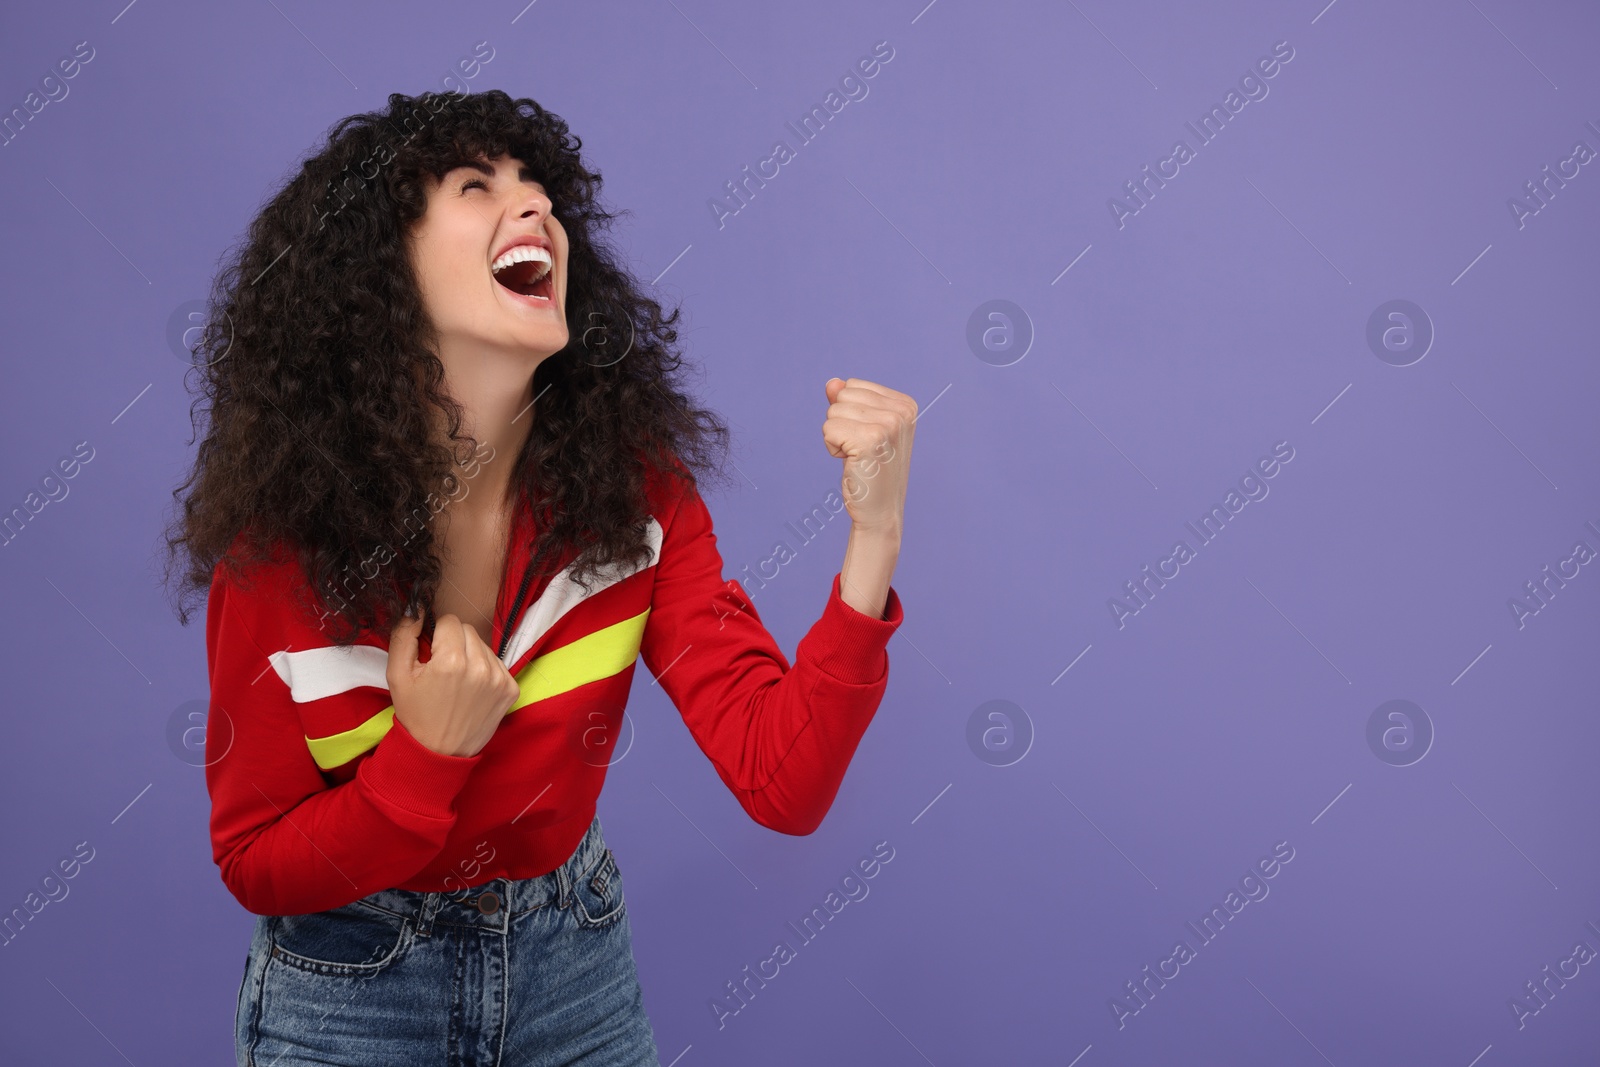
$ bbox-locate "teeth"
[491,244,552,283]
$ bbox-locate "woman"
[162,89,914,1066]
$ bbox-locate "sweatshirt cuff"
[802,572,904,684]
[359,714,483,823]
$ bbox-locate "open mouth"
[491,246,555,303]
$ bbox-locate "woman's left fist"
[822,377,915,535]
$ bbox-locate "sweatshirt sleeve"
[637,481,904,835]
[204,559,484,916]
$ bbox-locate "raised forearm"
[839,522,901,620]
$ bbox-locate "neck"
[431,344,548,516]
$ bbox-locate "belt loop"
[499,876,514,921]
[554,863,570,911]
[415,891,442,938]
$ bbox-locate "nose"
[516,188,550,221]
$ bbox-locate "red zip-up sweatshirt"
[204,463,903,916]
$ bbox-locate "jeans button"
[476,890,501,915]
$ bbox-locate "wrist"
[849,520,902,544]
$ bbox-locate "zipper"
[495,481,537,663]
[497,561,536,662]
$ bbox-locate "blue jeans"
[234,813,661,1066]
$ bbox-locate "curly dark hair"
[161,88,733,644]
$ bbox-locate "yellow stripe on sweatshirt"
[304,608,652,771]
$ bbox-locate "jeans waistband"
[348,811,608,936]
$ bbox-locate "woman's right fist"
[386,611,522,758]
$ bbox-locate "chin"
[520,327,569,357]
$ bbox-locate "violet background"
[2,0,1598,1063]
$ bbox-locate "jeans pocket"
[571,847,626,930]
[267,900,414,978]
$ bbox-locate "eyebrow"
[448,159,541,183]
